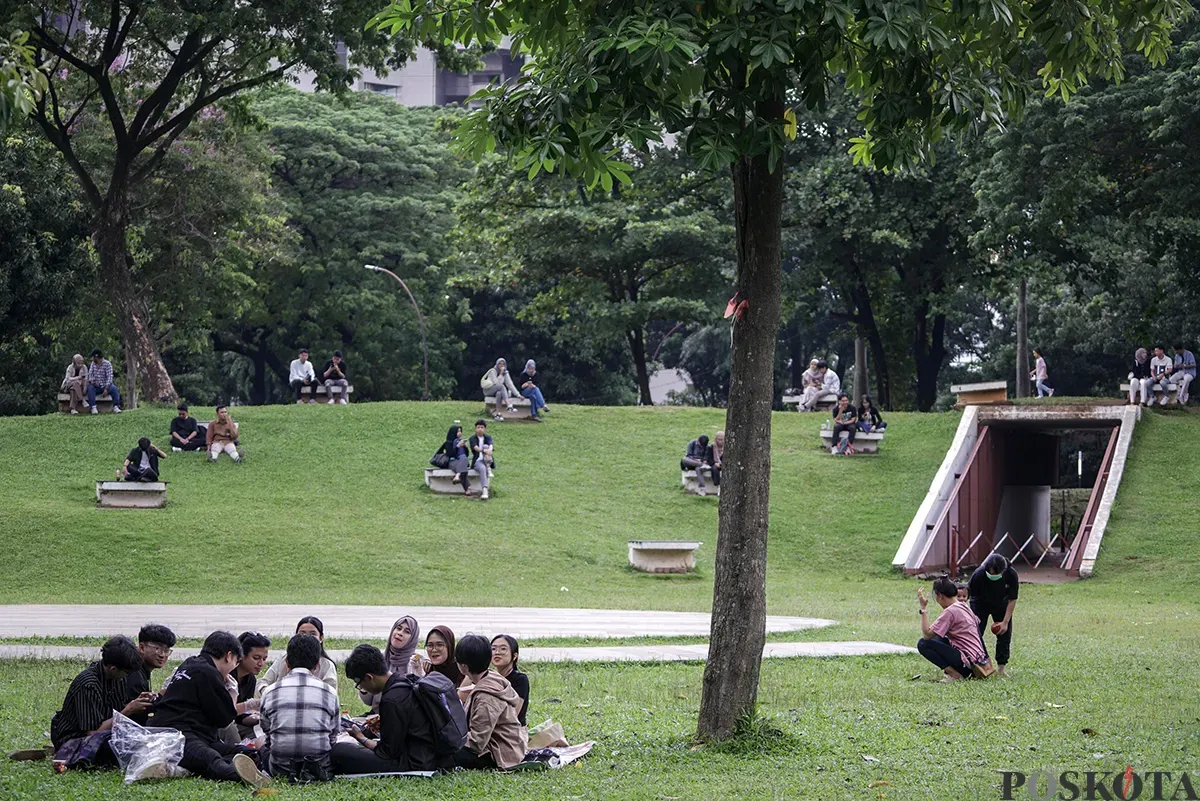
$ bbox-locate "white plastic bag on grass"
[109,711,189,783]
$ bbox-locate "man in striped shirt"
[86,349,123,414]
[260,633,341,781]
[50,636,150,761]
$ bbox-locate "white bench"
[1120,381,1179,403]
[819,429,884,454]
[782,392,837,412]
[681,467,718,496]
[96,481,167,509]
[300,384,354,401]
[627,540,702,574]
[424,467,494,495]
[58,392,114,413]
[483,395,534,420]
[950,381,1008,406]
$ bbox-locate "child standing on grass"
[1031,349,1054,398]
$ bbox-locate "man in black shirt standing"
[169,404,204,451]
[967,554,1020,677]
[148,631,270,787]
[333,644,441,775]
[51,636,150,764]
[124,624,176,723]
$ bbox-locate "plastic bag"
[109,711,189,783]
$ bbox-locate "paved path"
[0,605,836,640]
[0,641,914,664]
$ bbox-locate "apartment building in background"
[292,43,523,107]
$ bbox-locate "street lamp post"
[364,264,430,401]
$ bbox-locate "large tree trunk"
[628,327,653,405]
[913,305,947,411]
[1015,277,1030,398]
[94,199,178,404]
[847,280,891,409]
[697,143,784,742]
[853,336,868,402]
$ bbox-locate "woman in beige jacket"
[481,358,520,418]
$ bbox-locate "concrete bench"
[950,381,1008,406]
[627,540,701,574]
[58,393,114,413]
[1120,382,1179,403]
[424,467,494,495]
[681,466,718,496]
[820,429,884,454]
[483,395,534,420]
[782,392,837,412]
[300,384,354,401]
[96,481,167,509]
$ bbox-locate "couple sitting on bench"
[681,432,724,496]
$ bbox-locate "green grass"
[1,403,1199,799]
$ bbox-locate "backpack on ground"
[405,672,467,756]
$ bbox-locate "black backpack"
[405,672,467,756]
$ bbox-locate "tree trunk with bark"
[853,336,868,401]
[629,326,653,405]
[913,304,947,411]
[94,198,178,404]
[1015,277,1030,398]
[697,140,784,742]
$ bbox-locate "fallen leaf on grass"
[1081,728,1099,737]
[870,781,893,788]
[862,755,880,763]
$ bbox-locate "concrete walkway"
[0,641,915,664]
[0,605,836,640]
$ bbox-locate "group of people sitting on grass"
[1128,344,1196,406]
[680,431,724,496]
[432,419,499,500]
[794,358,841,412]
[916,554,1020,682]
[47,615,534,787]
[828,394,887,455]
[481,358,550,421]
[288,349,352,404]
[117,404,242,481]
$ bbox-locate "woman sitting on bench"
[857,395,886,433]
[436,425,473,496]
[122,438,167,482]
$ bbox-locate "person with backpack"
[453,635,528,770]
[334,644,448,774]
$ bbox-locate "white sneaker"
[339,397,348,405]
[90,407,98,415]
[327,397,335,405]
[70,409,78,415]
[1160,396,1170,406]
[296,400,304,405]
[481,488,489,501]
[172,447,181,452]
[506,406,517,413]
[113,406,122,413]
[232,753,270,789]
[698,486,707,496]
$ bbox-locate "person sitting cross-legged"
[917,576,990,682]
[518,359,549,420]
[453,634,528,771]
[207,405,242,464]
[86,348,122,414]
[50,635,151,769]
[122,438,167,482]
[333,644,443,775]
[169,404,205,451]
[259,633,340,782]
[148,631,270,787]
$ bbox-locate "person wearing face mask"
[257,617,338,696]
[967,554,1019,677]
[359,616,419,712]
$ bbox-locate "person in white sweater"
[288,349,320,404]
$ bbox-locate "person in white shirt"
[821,362,841,397]
[289,349,319,404]
[1149,345,1173,406]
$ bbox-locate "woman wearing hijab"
[409,625,465,689]
[490,634,529,726]
[62,354,88,414]
[1129,347,1152,405]
[481,358,520,419]
[518,360,549,421]
[122,437,167,481]
[359,616,420,711]
[257,616,338,695]
[435,425,473,496]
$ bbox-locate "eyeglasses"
[145,644,172,655]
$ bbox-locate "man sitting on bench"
[207,405,242,463]
[322,351,349,405]
[170,404,205,451]
[86,348,122,414]
[1173,342,1196,405]
[289,348,320,404]
[123,438,168,481]
[681,435,716,496]
[831,394,858,455]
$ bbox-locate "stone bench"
[681,466,718,496]
[782,392,838,412]
[950,380,1008,406]
[483,395,534,420]
[300,384,354,401]
[627,540,702,574]
[424,467,494,495]
[96,481,167,509]
[1120,381,1179,403]
[58,393,114,413]
[819,429,884,454]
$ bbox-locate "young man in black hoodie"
[333,644,441,775]
[148,631,270,788]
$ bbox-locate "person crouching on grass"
[917,576,990,682]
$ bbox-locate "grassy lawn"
[1,404,1198,798]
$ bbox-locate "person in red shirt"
[917,576,989,682]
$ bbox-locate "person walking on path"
[1031,349,1054,398]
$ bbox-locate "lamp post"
[364,264,430,401]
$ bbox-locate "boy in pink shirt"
[917,576,989,681]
